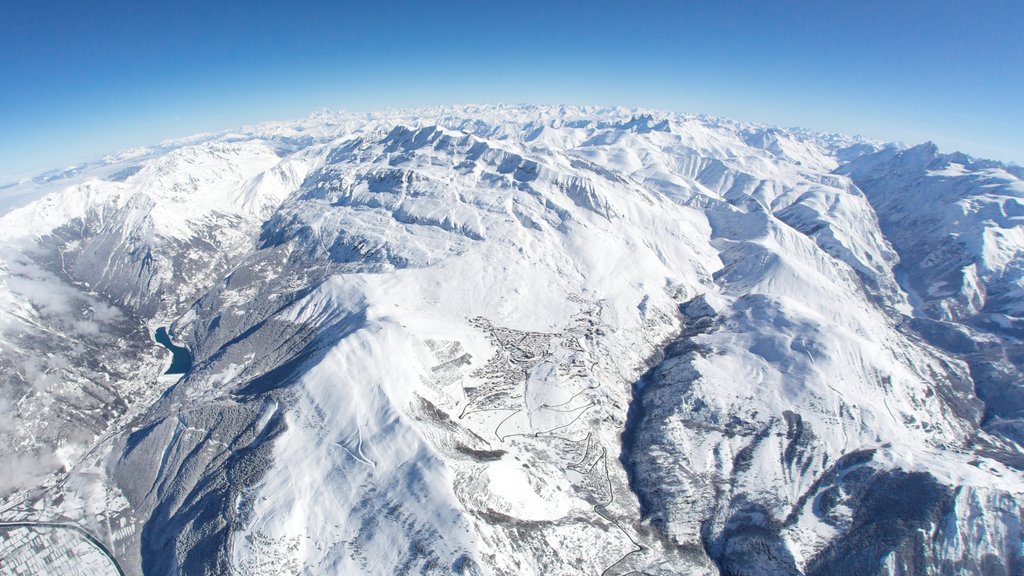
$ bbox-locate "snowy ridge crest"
[0,105,1021,575]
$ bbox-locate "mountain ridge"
[0,104,1021,575]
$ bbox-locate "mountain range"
[0,105,1022,575]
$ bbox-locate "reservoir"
[155,327,193,375]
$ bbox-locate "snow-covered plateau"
[0,104,1022,575]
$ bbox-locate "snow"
[0,104,1021,575]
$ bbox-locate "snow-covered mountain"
[0,105,1022,575]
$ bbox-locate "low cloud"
[2,252,127,337]
[0,449,58,497]
[90,300,124,323]
[19,353,68,392]
[0,395,61,497]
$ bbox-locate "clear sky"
[1,0,1021,178]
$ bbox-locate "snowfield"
[0,105,1022,575]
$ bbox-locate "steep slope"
[0,105,1021,575]
[840,145,1024,449]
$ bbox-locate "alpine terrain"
[0,105,1022,575]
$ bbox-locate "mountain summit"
[1,105,1022,575]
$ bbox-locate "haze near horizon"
[1,0,1021,178]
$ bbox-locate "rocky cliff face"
[0,105,1021,575]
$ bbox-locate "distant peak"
[616,114,670,134]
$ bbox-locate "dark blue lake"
[155,327,192,375]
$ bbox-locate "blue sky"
[1,0,1021,178]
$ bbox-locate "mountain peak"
[0,106,1021,575]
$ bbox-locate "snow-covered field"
[0,105,1021,575]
